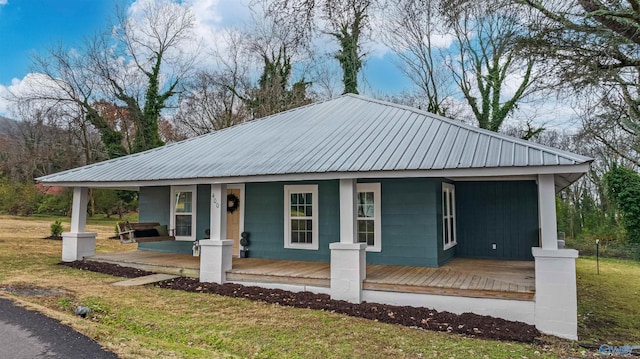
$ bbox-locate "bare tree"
[381,0,452,115]
[443,0,536,132]
[263,0,372,94]
[4,0,198,161]
[1,102,89,182]
[90,0,198,153]
[176,69,250,135]
[240,5,312,118]
[523,0,640,163]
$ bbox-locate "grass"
[576,256,640,345]
[0,215,636,358]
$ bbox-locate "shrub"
[50,220,63,237]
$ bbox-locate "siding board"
[455,181,538,260]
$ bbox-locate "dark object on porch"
[240,232,250,258]
[117,222,175,244]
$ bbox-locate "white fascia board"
[38,163,591,188]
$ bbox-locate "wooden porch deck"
[87,251,535,301]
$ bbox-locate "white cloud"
[0,77,26,116]
[0,0,8,6]
[0,73,75,118]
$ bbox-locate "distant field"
[0,215,636,358]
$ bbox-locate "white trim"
[339,179,358,244]
[170,185,197,241]
[70,187,89,233]
[537,174,558,250]
[442,183,457,250]
[227,183,245,239]
[356,182,382,252]
[40,163,591,188]
[284,184,319,250]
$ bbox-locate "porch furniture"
[117,222,175,244]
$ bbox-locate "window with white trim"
[442,183,457,250]
[170,185,197,241]
[357,183,381,252]
[284,185,319,250]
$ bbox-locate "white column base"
[199,240,233,283]
[330,242,366,303]
[61,232,97,262]
[532,247,579,340]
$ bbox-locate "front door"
[226,187,242,256]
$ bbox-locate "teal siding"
[361,178,441,267]
[455,181,538,260]
[138,186,170,224]
[245,178,442,267]
[138,185,210,254]
[195,184,211,240]
[139,240,194,254]
[244,180,339,262]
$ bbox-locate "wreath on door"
[227,193,240,213]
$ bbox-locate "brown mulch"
[43,236,62,241]
[59,260,540,343]
[59,260,153,278]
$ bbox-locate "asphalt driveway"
[0,297,118,359]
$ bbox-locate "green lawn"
[576,256,640,345]
[1,215,638,358]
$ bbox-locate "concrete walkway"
[112,273,178,286]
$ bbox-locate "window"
[442,183,457,250]
[357,183,381,252]
[170,185,197,241]
[284,185,319,250]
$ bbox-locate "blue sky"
[0,0,125,85]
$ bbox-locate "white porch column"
[532,248,579,340]
[200,183,233,283]
[537,174,558,250]
[339,178,358,244]
[330,179,366,303]
[61,187,97,262]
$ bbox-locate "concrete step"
[112,273,179,287]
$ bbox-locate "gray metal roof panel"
[37,94,593,184]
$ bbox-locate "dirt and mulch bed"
[43,236,62,240]
[59,260,153,278]
[59,260,540,343]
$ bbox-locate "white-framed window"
[170,185,197,241]
[357,183,382,252]
[284,185,319,250]
[442,182,457,250]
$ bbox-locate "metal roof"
[37,94,592,188]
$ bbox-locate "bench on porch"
[117,222,175,244]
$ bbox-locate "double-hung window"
[357,183,381,252]
[170,185,197,241]
[284,185,318,250]
[442,183,457,250]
